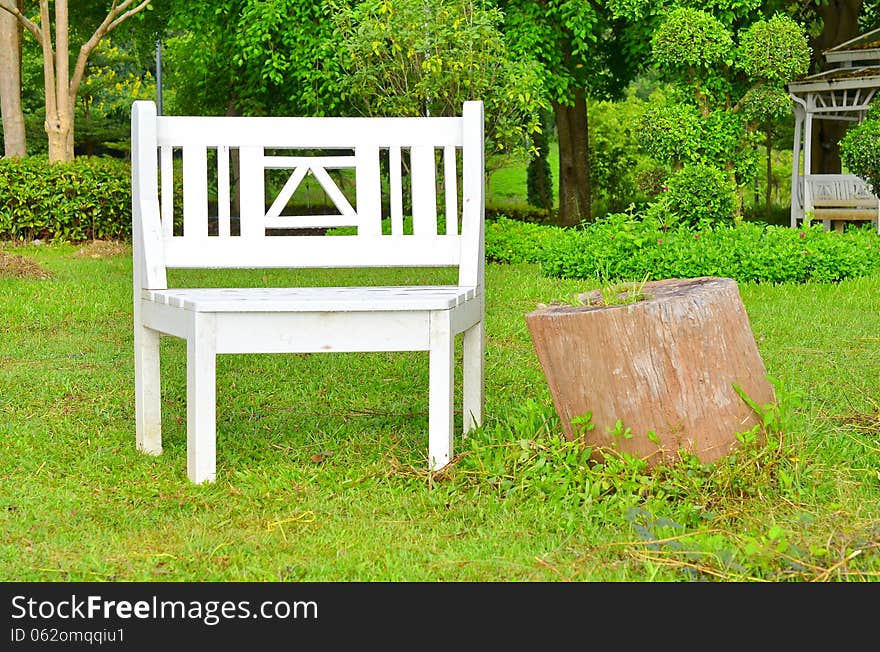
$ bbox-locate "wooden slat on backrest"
[389,146,404,235]
[182,144,208,238]
[444,145,458,235]
[151,111,478,272]
[217,145,231,237]
[159,145,174,238]
[410,145,438,236]
[355,146,382,236]
[237,146,264,240]
[458,101,485,290]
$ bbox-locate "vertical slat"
[443,145,458,235]
[389,146,404,235]
[217,145,231,237]
[410,145,437,236]
[182,144,208,238]
[238,146,265,239]
[160,145,174,238]
[459,101,485,289]
[355,146,382,235]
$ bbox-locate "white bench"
[804,174,880,233]
[131,99,485,484]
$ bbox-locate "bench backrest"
[805,173,880,208]
[131,100,484,291]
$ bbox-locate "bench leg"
[462,320,484,434]
[187,314,217,484]
[428,311,454,471]
[134,323,162,455]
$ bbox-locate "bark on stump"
[525,277,775,467]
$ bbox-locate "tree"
[500,0,653,226]
[0,0,155,162]
[0,0,26,156]
[638,8,810,218]
[333,0,545,159]
[526,110,554,210]
[164,0,345,118]
[737,14,811,217]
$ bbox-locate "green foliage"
[637,102,757,183]
[333,0,545,157]
[736,14,811,83]
[485,215,566,264]
[840,112,880,197]
[485,204,556,225]
[653,164,737,227]
[651,7,733,72]
[456,399,605,506]
[642,7,808,203]
[636,103,702,166]
[76,37,156,155]
[233,0,342,116]
[166,0,343,117]
[0,156,132,242]
[499,0,651,104]
[589,94,652,214]
[530,212,880,284]
[739,84,794,127]
[697,110,759,183]
[455,382,800,532]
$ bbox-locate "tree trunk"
[0,0,26,157]
[525,277,775,468]
[810,0,863,174]
[1,0,155,162]
[553,92,590,227]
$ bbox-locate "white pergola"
[788,28,880,233]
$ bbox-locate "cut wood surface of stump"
[525,276,776,467]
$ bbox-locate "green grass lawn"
[1,242,879,581]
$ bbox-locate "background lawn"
[1,241,879,581]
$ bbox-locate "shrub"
[0,155,132,242]
[654,164,737,227]
[840,114,880,197]
[538,213,880,285]
[486,204,556,225]
[736,14,811,83]
[651,7,733,72]
[636,103,702,166]
[526,114,553,210]
[485,215,565,264]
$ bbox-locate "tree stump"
[525,277,775,467]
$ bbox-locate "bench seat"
[143,285,477,312]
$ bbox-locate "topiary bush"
[651,164,737,227]
[840,110,880,197]
[0,155,133,242]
